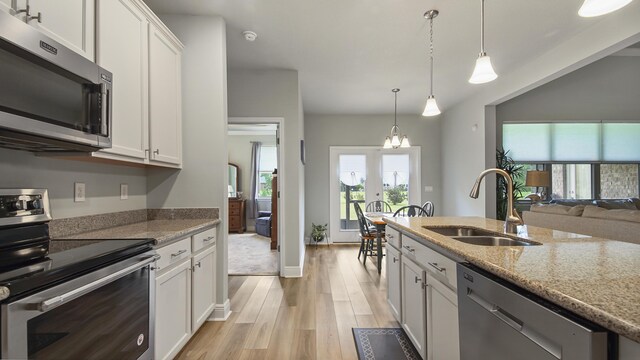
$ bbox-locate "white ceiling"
[143,0,629,115]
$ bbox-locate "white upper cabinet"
[27,0,95,60]
[96,0,149,161]
[148,23,182,166]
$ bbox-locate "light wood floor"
[176,245,398,360]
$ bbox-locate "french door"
[329,146,421,243]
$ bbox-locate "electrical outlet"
[120,184,128,200]
[74,182,86,202]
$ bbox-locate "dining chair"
[422,201,435,217]
[354,202,379,264]
[366,200,392,213]
[393,205,428,217]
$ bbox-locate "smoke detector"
[242,31,257,42]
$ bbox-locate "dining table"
[363,212,393,274]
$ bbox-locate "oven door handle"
[37,254,160,312]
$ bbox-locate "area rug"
[352,328,421,360]
[228,233,278,275]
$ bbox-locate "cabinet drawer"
[229,202,240,210]
[229,208,240,216]
[156,237,192,272]
[192,228,216,253]
[229,218,241,228]
[402,235,458,290]
[386,226,401,249]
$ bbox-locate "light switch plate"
[74,182,86,202]
[120,184,128,200]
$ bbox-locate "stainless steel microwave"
[0,10,112,152]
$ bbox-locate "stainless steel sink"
[424,226,541,246]
[424,226,496,237]
[452,236,539,246]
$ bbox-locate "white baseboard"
[282,265,303,278]
[209,298,231,321]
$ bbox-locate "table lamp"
[525,170,550,201]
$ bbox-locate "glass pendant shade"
[400,136,410,148]
[391,134,401,147]
[422,95,441,116]
[578,0,632,17]
[469,54,498,84]
[383,137,392,149]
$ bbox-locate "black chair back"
[354,202,373,237]
[366,200,392,213]
[422,201,435,217]
[393,205,428,217]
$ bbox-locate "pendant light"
[578,0,633,17]
[469,0,498,84]
[383,89,410,149]
[422,10,441,117]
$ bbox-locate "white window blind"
[259,146,277,172]
[503,122,640,162]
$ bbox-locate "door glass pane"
[339,155,366,231]
[600,164,639,199]
[382,154,409,214]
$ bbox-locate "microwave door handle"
[100,83,109,136]
[37,254,159,312]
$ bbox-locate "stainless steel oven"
[1,252,157,360]
[0,10,112,152]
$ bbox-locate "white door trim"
[228,117,285,275]
[329,146,421,243]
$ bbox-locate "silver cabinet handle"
[99,83,109,136]
[414,276,422,284]
[153,149,160,155]
[387,234,394,239]
[402,245,414,252]
[28,11,41,23]
[428,262,446,273]
[192,261,202,271]
[393,257,398,263]
[171,249,187,258]
[38,254,159,312]
[203,236,214,242]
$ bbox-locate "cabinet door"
[28,0,95,60]
[386,244,402,322]
[401,256,427,359]
[155,259,192,360]
[0,0,14,14]
[427,276,460,360]
[192,246,216,333]
[96,0,149,160]
[148,24,182,166]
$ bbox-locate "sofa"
[522,198,640,244]
[255,211,272,238]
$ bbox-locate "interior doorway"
[227,118,284,275]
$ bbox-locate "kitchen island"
[383,216,640,359]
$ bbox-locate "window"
[600,164,640,198]
[258,146,277,198]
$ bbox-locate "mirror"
[228,163,239,198]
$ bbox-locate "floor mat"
[352,328,421,360]
[228,232,278,275]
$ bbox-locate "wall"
[304,114,442,234]
[146,15,230,310]
[227,134,276,229]
[0,148,147,218]
[440,5,640,216]
[496,56,640,123]
[227,69,306,276]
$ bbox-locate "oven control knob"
[8,201,23,211]
[0,286,9,301]
[27,199,41,210]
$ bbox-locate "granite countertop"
[54,218,220,247]
[383,216,640,343]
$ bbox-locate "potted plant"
[310,223,328,244]
[496,147,526,220]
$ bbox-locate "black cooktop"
[0,238,154,302]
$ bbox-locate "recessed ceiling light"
[242,31,258,42]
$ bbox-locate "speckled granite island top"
[50,208,220,247]
[383,216,640,343]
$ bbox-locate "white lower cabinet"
[401,255,427,359]
[427,275,460,360]
[155,258,192,360]
[386,244,402,322]
[191,246,216,332]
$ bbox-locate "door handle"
[99,83,109,136]
[37,255,159,312]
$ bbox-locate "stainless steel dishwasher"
[457,263,613,360]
